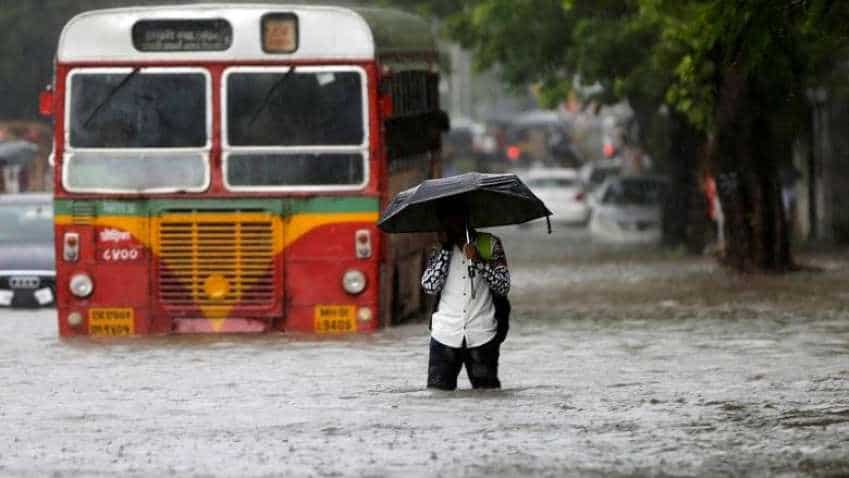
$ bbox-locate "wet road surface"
[1,227,848,477]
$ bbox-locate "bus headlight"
[69,273,94,298]
[342,269,367,295]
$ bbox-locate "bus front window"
[64,69,210,193]
[225,67,367,189]
[227,69,363,146]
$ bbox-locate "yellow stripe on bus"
[282,212,378,248]
[55,211,378,253]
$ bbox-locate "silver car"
[588,176,667,244]
[0,194,55,307]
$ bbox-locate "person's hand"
[463,243,480,261]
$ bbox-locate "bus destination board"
[133,19,233,52]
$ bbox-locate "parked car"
[0,193,55,307]
[523,168,590,225]
[588,176,667,244]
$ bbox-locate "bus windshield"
[226,69,364,146]
[224,67,367,189]
[69,71,207,148]
[64,69,209,193]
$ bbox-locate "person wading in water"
[421,200,511,390]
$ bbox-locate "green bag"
[474,233,496,261]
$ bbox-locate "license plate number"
[89,308,135,336]
[314,305,356,334]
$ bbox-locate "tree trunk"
[714,66,793,272]
[662,111,705,250]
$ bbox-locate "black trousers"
[427,337,501,390]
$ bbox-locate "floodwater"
[2,227,849,477]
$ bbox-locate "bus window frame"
[62,66,213,194]
[221,65,370,193]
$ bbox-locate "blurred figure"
[703,173,725,255]
[780,164,801,232]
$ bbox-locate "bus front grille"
[157,211,277,308]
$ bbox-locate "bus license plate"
[314,305,357,334]
[89,308,135,336]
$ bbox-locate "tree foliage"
[390,0,848,133]
[387,0,849,270]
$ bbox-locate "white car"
[523,168,590,225]
[589,176,667,244]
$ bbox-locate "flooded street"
[2,227,849,477]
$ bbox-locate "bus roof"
[58,4,437,68]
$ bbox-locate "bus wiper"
[83,67,141,127]
[248,66,295,127]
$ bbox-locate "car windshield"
[603,179,665,205]
[227,69,364,146]
[0,203,53,243]
[590,167,620,186]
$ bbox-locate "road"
[1,226,848,476]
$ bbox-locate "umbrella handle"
[465,220,476,299]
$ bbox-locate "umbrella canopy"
[378,172,552,233]
[0,141,38,166]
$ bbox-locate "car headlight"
[69,273,94,298]
[342,269,367,295]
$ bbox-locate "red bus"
[43,4,444,336]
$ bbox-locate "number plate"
[314,305,357,334]
[89,308,135,336]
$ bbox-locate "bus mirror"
[39,88,54,117]
[379,93,393,118]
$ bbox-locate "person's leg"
[464,338,501,389]
[427,338,463,390]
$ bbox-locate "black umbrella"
[378,172,552,298]
[378,172,552,233]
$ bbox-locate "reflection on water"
[1,226,848,476]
